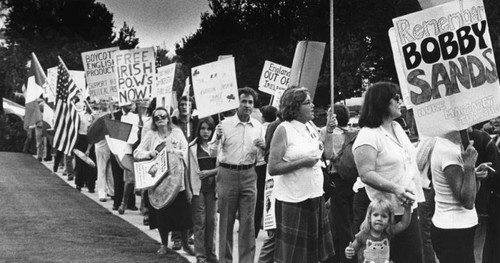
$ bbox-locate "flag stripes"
[53,61,80,155]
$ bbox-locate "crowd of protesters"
[27,81,500,263]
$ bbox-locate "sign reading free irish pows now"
[114,47,156,106]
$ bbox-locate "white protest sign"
[191,58,239,118]
[46,67,58,103]
[156,63,176,109]
[271,89,285,109]
[114,47,156,106]
[392,0,500,137]
[263,171,277,230]
[69,70,86,96]
[81,47,119,102]
[134,146,169,190]
[258,60,290,95]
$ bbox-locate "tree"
[112,22,139,50]
[0,0,117,113]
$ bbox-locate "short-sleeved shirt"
[354,231,391,263]
[216,115,264,165]
[274,120,324,203]
[431,137,478,229]
[352,122,423,214]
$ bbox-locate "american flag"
[53,61,80,155]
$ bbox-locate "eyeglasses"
[153,115,168,121]
[393,94,401,102]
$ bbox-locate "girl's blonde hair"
[360,198,395,236]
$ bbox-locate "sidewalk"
[40,157,267,263]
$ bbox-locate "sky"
[97,0,210,51]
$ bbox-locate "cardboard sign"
[391,0,500,137]
[134,145,169,190]
[258,60,290,95]
[81,47,119,102]
[289,41,325,99]
[114,47,156,106]
[156,63,176,109]
[263,171,277,230]
[191,58,239,118]
[46,67,58,103]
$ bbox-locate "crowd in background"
[21,81,500,263]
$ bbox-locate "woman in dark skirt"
[268,87,335,263]
[133,107,194,255]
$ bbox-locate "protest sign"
[156,63,176,109]
[81,47,119,102]
[191,58,239,118]
[391,0,500,137]
[114,47,156,106]
[271,89,285,109]
[134,144,169,190]
[263,171,277,230]
[289,41,325,99]
[69,70,86,96]
[46,67,58,103]
[258,60,290,96]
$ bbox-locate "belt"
[220,162,254,170]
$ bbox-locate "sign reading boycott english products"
[392,0,500,137]
[114,47,156,106]
[258,60,290,95]
[81,47,119,102]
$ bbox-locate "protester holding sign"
[352,82,424,263]
[133,107,194,256]
[211,87,264,263]
[430,131,487,263]
[268,86,334,263]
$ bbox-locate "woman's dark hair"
[333,104,350,127]
[195,117,216,145]
[261,105,278,123]
[280,86,309,121]
[358,82,399,128]
[150,107,173,131]
[147,98,157,116]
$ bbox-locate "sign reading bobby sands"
[81,47,119,102]
[114,47,156,106]
[392,0,500,137]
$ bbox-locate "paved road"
[0,152,190,263]
[0,152,267,263]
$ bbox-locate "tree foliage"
[0,0,139,114]
[177,0,500,106]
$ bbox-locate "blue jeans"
[431,225,476,263]
[217,166,257,263]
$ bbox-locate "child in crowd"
[345,198,413,263]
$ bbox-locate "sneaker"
[99,198,106,202]
[172,241,182,250]
[76,186,82,191]
[88,189,95,193]
[67,175,74,181]
[112,205,119,211]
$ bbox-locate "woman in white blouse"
[268,86,334,263]
[352,82,424,263]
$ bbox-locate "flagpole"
[330,0,334,107]
[57,56,94,115]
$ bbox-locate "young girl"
[186,117,218,263]
[345,198,412,263]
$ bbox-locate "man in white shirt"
[212,87,265,263]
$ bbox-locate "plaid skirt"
[274,196,335,263]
